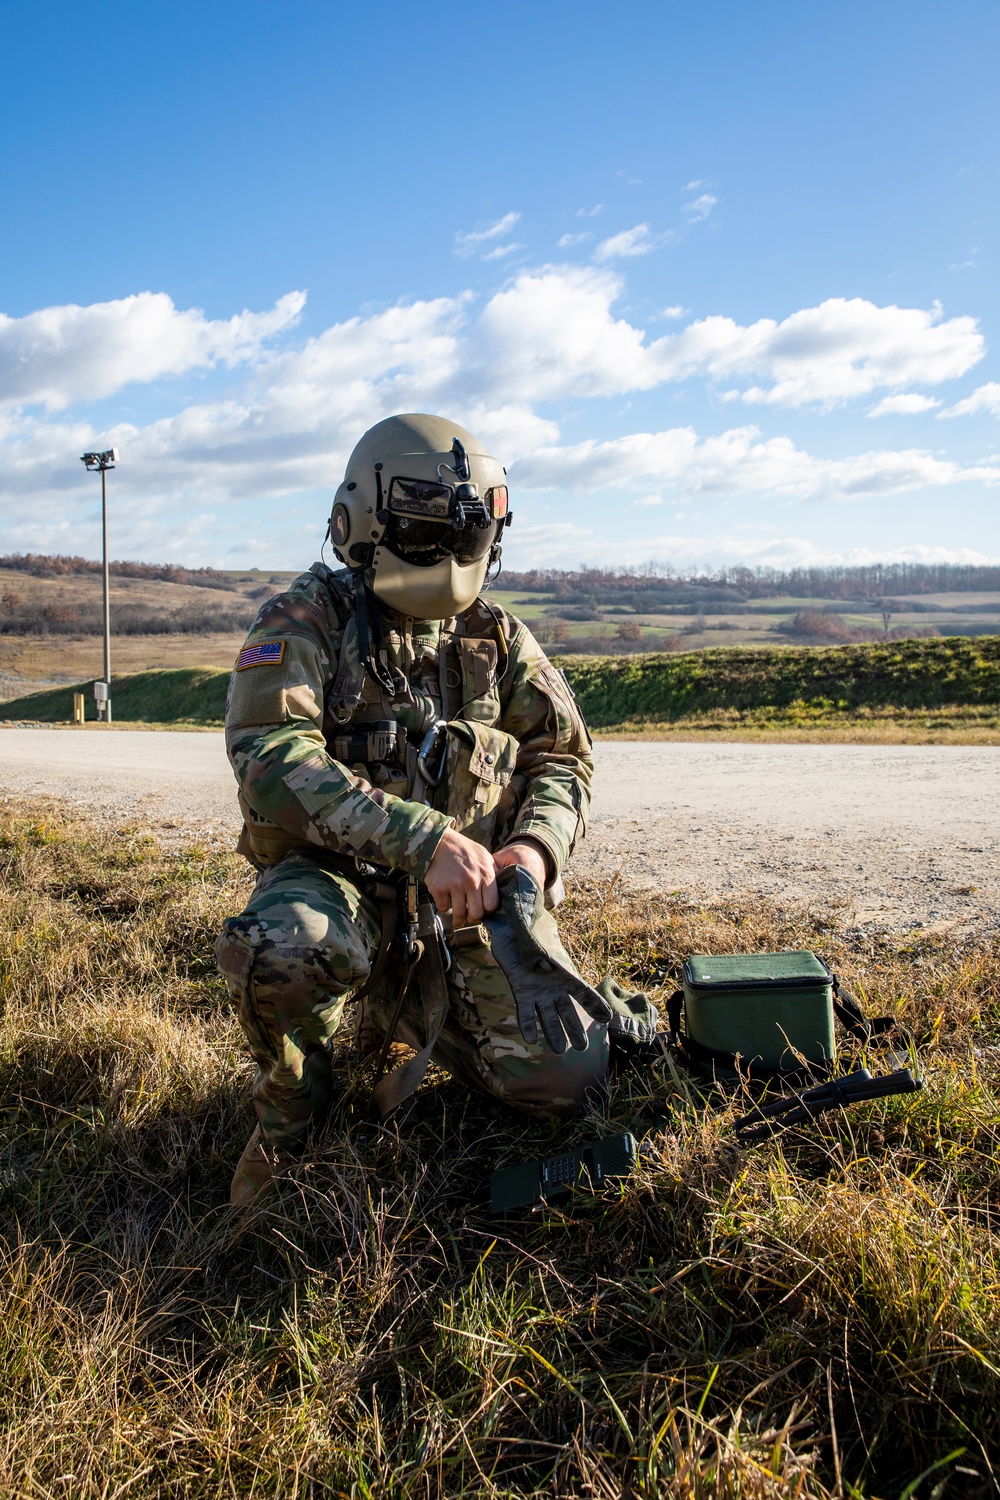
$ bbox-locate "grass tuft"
[0,800,997,1495]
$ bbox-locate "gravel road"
[0,728,995,931]
[586,742,998,933]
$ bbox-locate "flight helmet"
[330,413,511,619]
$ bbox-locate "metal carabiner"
[416,719,449,787]
[433,911,452,972]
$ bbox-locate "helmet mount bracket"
[436,437,472,484]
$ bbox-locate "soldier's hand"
[493,840,550,893]
[425,828,499,929]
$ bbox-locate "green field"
[3,637,999,742]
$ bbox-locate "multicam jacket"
[226,563,593,883]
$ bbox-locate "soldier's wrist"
[401,809,455,881]
[503,835,556,886]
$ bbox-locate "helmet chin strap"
[353,571,397,694]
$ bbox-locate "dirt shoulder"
[581,741,999,934]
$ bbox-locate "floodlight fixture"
[80,449,118,472]
[79,448,120,721]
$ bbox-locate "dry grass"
[0,800,998,1496]
[0,630,245,683]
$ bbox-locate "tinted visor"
[387,476,454,520]
[388,476,509,522]
[384,475,503,567]
[385,514,497,566]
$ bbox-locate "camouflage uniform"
[215,562,606,1150]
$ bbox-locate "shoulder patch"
[236,640,286,670]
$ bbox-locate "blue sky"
[1,0,998,572]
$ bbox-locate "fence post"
[73,692,85,725]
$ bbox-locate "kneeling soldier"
[216,413,611,1205]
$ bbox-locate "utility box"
[72,692,85,724]
[93,681,108,702]
[682,951,837,1074]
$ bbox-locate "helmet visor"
[384,475,504,566]
[387,476,454,520]
[387,476,509,522]
[385,514,497,566]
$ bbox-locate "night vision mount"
[440,439,492,531]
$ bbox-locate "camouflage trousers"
[215,852,609,1151]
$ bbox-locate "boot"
[229,1125,297,1208]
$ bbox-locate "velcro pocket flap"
[458,637,497,695]
[529,662,591,752]
[456,637,500,723]
[443,721,519,835]
[451,720,517,786]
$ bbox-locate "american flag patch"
[236,640,286,670]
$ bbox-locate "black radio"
[331,720,400,765]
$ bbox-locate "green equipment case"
[680,951,837,1075]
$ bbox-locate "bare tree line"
[502,561,1000,601]
[0,591,255,636]
[0,554,235,591]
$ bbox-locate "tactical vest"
[239,565,525,868]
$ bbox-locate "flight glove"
[486,864,614,1053]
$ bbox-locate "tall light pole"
[80,448,118,723]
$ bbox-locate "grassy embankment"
[0,667,230,729]
[565,635,1000,742]
[3,637,1000,741]
[0,796,996,1495]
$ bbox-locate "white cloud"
[481,243,524,262]
[594,224,667,261]
[7,270,974,464]
[472,272,984,412]
[453,212,521,257]
[632,494,663,508]
[868,393,943,416]
[501,520,593,556]
[511,425,1000,503]
[501,526,1000,572]
[940,382,1000,418]
[0,293,474,504]
[0,290,305,411]
[662,305,687,319]
[695,297,983,408]
[470,266,664,402]
[683,193,717,223]
[453,404,560,458]
[0,271,995,566]
[557,232,590,248]
[682,180,705,191]
[576,204,604,217]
